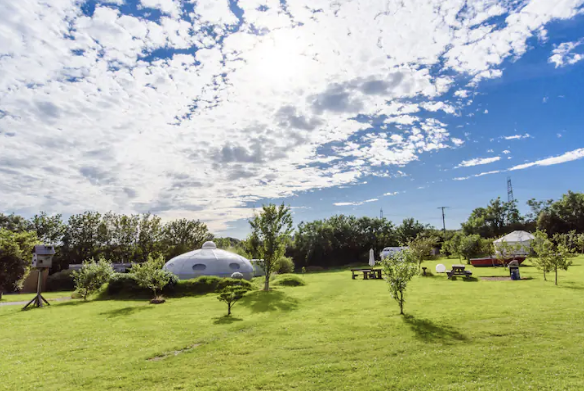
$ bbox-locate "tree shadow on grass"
[99,305,154,318]
[50,300,83,308]
[561,282,584,291]
[403,314,468,344]
[448,276,478,282]
[240,290,298,314]
[213,316,244,324]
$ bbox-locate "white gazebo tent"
[493,231,535,257]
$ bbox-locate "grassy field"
[1,257,584,390]
[0,291,73,303]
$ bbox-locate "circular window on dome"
[192,264,206,271]
[229,263,241,270]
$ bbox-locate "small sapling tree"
[380,249,419,315]
[217,283,249,316]
[131,255,173,303]
[408,234,437,272]
[246,203,293,291]
[72,257,114,301]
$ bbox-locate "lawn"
[1,257,584,390]
[0,291,73,303]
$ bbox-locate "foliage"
[494,239,523,266]
[301,266,306,274]
[408,234,437,270]
[536,191,584,235]
[72,258,115,301]
[0,229,39,297]
[462,197,525,238]
[161,219,212,260]
[396,218,430,245]
[217,283,249,316]
[275,256,295,274]
[442,232,492,262]
[290,215,402,268]
[272,274,306,287]
[532,230,573,285]
[0,213,33,233]
[130,255,174,300]
[46,269,76,291]
[247,203,293,291]
[380,249,419,315]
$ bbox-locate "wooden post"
[22,269,50,310]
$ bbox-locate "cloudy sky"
[1,0,584,238]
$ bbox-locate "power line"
[437,206,449,233]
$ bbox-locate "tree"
[462,197,524,238]
[532,230,573,285]
[62,211,102,265]
[72,257,114,301]
[217,283,249,316]
[135,213,164,262]
[537,191,584,235]
[31,212,66,245]
[0,229,38,299]
[576,233,584,254]
[0,213,32,233]
[380,249,418,315]
[161,219,212,260]
[247,203,293,291]
[408,234,437,271]
[494,239,522,266]
[396,218,428,245]
[130,255,174,301]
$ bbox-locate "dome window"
[192,264,206,271]
[229,263,241,270]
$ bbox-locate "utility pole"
[507,177,514,203]
[380,208,384,219]
[438,206,449,233]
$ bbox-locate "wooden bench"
[351,268,383,280]
[447,265,472,279]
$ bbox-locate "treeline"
[0,212,212,272]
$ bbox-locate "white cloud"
[453,170,501,181]
[484,109,488,114]
[549,38,584,68]
[508,148,584,171]
[456,156,501,168]
[502,134,531,140]
[334,198,378,206]
[502,150,511,154]
[383,192,400,196]
[0,0,582,232]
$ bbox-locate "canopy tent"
[493,231,535,256]
[163,241,254,280]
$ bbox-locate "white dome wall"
[163,241,254,280]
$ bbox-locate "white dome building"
[163,241,254,280]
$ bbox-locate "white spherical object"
[163,242,254,280]
[435,263,446,273]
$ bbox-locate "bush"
[106,272,177,296]
[130,255,175,300]
[73,258,115,301]
[171,276,222,296]
[216,277,253,292]
[272,274,306,287]
[46,269,76,291]
[275,256,295,274]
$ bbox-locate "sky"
[1,0,584,239]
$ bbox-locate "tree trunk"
[543,269,546,281]
[227,303,231,316]
[0,291,3,301]
[399,291,404,315]
[263,273,270,291]
[555,267,558,286]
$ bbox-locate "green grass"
[0,291,73,303]
[1,257,584,390]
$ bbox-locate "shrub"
[272,274,306,287]
[301,266,306,274]
[275,256,295,274]
[107,272,177,296]
[130,255,176,301]
[73,258,115,301]
[171,276,222,296]
[46,269,76,291]
[216,277,253,292]
[217,283,249,316]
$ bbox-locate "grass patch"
[272,274,306,287]
[1,256,584,390]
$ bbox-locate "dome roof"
[163,242,254,280]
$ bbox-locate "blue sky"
[1,0,584,239]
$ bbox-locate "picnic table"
[447,264,472,279]
[351,268,383,280]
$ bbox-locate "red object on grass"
[470,256,526,267]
